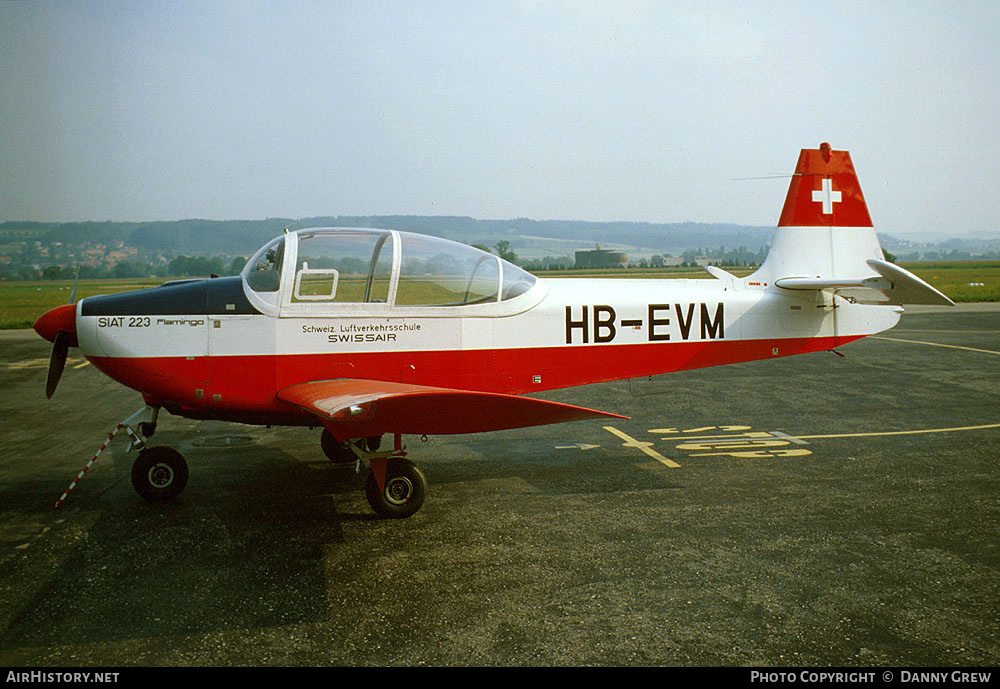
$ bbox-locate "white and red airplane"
[34,143,952,518]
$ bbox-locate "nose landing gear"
[55,404,190,507]
[121,406,190,503]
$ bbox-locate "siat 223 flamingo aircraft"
[34,144,952,518]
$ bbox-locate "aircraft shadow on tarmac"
[0,425,677,650]
[1,441,360,649]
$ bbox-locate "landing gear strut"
[321,429,383,463]
[321,430,428,518]
[123,405,189,502]
[321,428,355,463]
[55,404,190,507]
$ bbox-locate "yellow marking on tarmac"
[872,336,1000,356]
[14,526,51,551]
[7,357,88,370]
[891,329,1000,334]
[8,358,50,370]
[649,425,752,435]
[634,422,998,462]
[782,422,1000,441]
[603,426,680,468]
[677,438,792,451]
[657,431,774,441]
[652,426,815,460]
[691,448,813,458]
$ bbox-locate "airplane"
[33,143,953,518]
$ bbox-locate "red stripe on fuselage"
[88,334,861,427]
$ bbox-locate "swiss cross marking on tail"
[811,178,842,214]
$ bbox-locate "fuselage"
[66,229,901,429]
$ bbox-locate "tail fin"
[750,143,953,306]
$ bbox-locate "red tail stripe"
[777,144,873,228]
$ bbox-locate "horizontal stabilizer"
[865,258,955,306]
[704,265,739,285]
[277,378,628,438]
[774,276,891,291]
[773,259,954,306]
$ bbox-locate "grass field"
[0,278,165,329]
[3,262,998,330]
[901,261,1000,303]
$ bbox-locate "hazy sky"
[2,1,998,235]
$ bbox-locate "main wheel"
[365,459,427,519]
[321,429,356,463]
[131,446,188,501]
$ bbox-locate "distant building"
[105,246,139,266]
[81,248,105,267]
[694,256,723,267]
[575,249,628,269]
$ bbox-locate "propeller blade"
[46,331,70,399]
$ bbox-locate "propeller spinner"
[33,302,79,398]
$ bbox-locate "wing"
[276,378,628,438]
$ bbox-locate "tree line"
[28,255,248,281]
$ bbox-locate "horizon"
[5,214,1000,249]
[2,2,998,235]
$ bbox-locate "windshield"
[244,236,285,292]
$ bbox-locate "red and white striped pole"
[54,423,123,509]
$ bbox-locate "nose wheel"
[131,446,189,501]
[121,405,188,502]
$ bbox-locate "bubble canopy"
[241,228,543,316]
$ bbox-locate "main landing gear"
[321,429,427,519]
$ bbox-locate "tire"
[365,459,427,519]
[321,429,356,463]
[131,446,188,501]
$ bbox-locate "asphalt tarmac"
[1,305,997,667]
